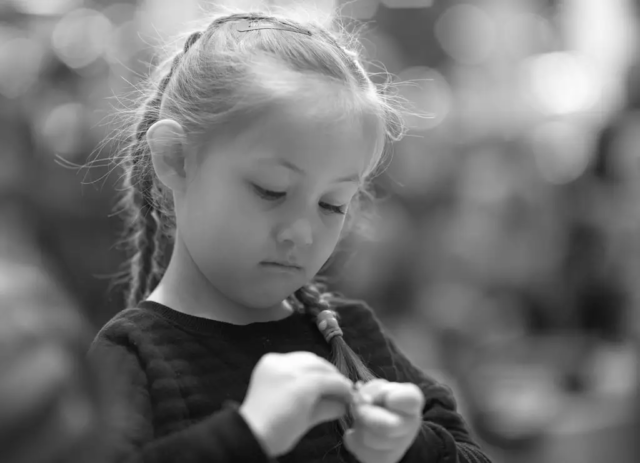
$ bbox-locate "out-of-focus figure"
[0,115,113,463]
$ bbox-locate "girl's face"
[176,102,377,309]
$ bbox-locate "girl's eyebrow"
[256,158,361,184]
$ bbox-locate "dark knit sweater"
[89,299,492,463]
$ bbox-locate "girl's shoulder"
[329,297,390,347]
[96,306,152,331]
[331,297,379,329]
[91,306,164,347]
[329,297,404,381]
[329,297,442,391]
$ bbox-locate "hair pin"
[233,19,312,36]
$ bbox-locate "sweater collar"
[138,300,310,337]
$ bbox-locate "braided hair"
[120,32,203,308]
[291,283,376,431]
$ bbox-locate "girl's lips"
[260,261,304,272]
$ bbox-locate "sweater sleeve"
[384,334,492,463]
[87,337,272,463]
[337,300,492,463]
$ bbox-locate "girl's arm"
[382,334,492,463]
[337,300,492,463]
[88,339,272,463]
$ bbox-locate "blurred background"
[0,0,639,462]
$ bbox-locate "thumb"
[384,384,424,416]
[343,428,358,452]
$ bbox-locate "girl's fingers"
[310,397,349,426]
[352,403,409,438]
[356,380,424,417]
[345,427,396,452]
[305,373,354,404]
[356,379,391,405]
[384,383,424,417]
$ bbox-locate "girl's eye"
[253,185,286,201]
[253,184,346,215]
[320,202,346,215]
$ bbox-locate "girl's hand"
[239,352,354,458]
[345,379,424,463]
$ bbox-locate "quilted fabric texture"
[89,299,491,463]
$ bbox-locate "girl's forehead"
[236,101,378,176]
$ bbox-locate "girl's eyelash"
[253,185,286,200]
[252,184,346,215]
[320,202,346,215]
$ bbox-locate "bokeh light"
[500,12,554,58]
[277,0,337,13]
[563,0,636,115]
[530,120,593,184]
[0,37,45,99]
[435,4,497,66]
[381,0,433,8]
[215,0,266,10]
[359,28,405,76]
[458,146,514,206]
[52,9,113,69]
[140,0,199,39]
[11,0,82,16]
[339,0,379,19]
[38,103,86,157]
[396,66,451,131]
[521,51,601,116]
[102,3,138,25]
[102,2,139,67]
[104,20,141,65]
[274,0,338,27]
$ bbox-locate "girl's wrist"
[236,403,275,458]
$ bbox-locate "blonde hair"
[113,5,405,433]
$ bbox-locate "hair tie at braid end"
[317,309,343,342]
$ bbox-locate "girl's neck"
[146,236,293,325]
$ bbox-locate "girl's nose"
[276,219,313,248]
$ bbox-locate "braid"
[126,176,156,308]
[123,46,193,307]
[146,183,166,297]
[121,142,148,308]
[294,283,376,430]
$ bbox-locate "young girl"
[89,7,492,463]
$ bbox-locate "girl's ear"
[146,119,187,192]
